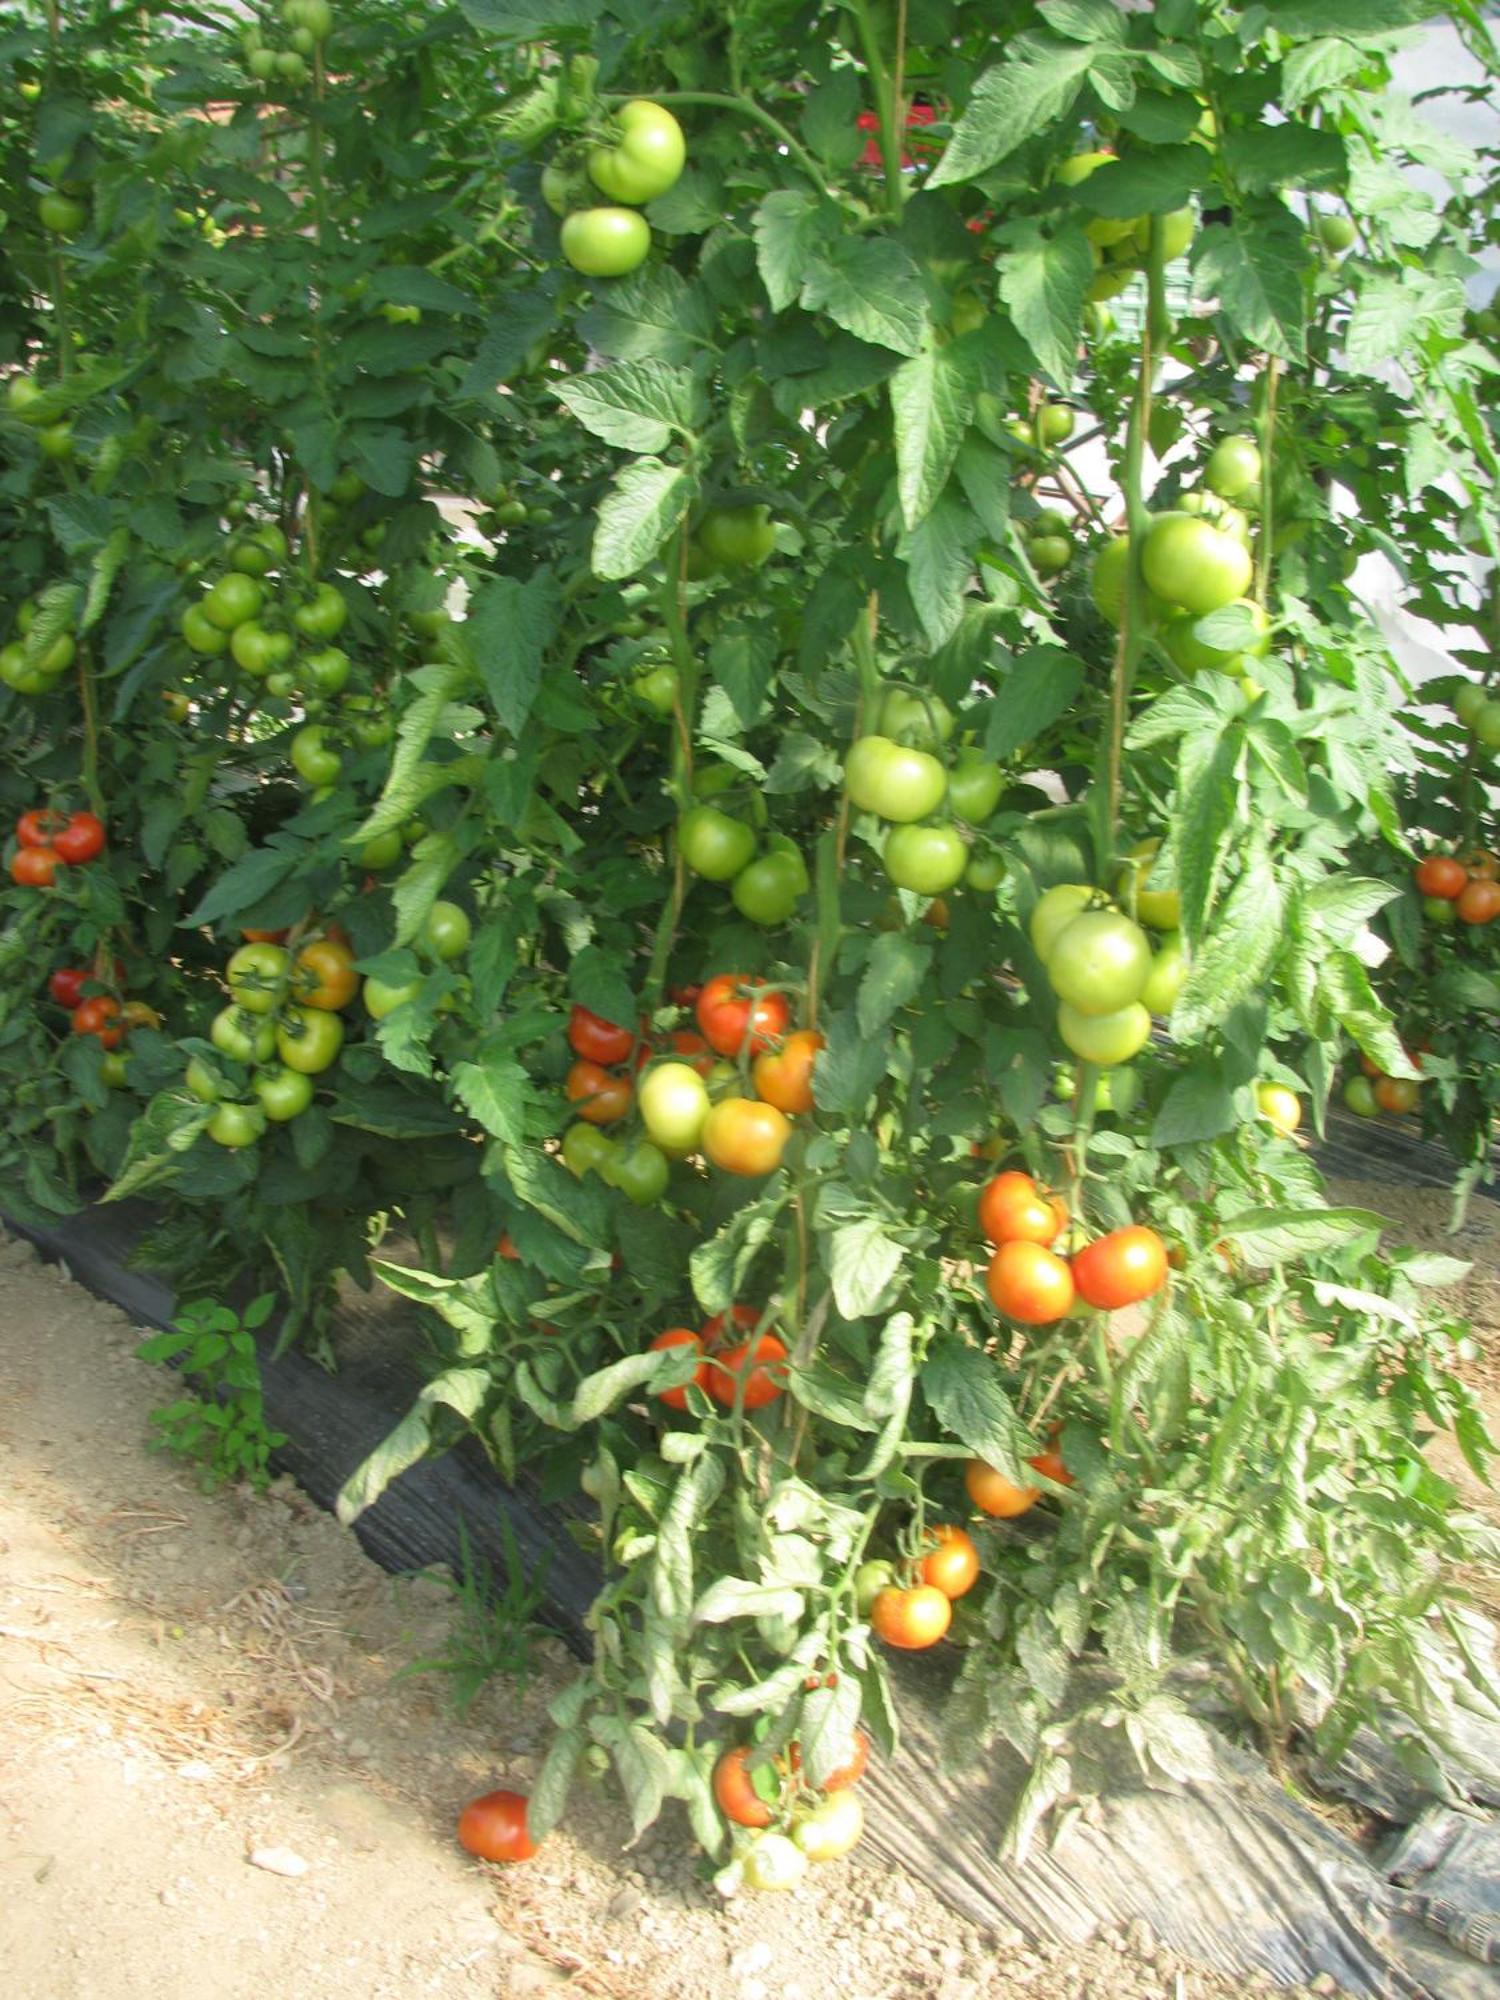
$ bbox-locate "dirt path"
[0,1211,1471,2000]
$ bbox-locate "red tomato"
[1414,854,1466,899]
[1028,1445,1074,1488]
[918,1524,980,1599]
[1456,878,1500,925]
[48,966,91,1008]
[1071,1226,1168,1310]
[706,1332,788,1410]
[496,1234,521,1261]
[11,846,58,886]
[52,811,106,865]
[648,1327,707,1410]
[869,1585,952,1650]
[1374,1076,1419,1114]
[668,1028,716,1074]
[978,1170,1064,1247]
[700,1303,759,1347]
[72,996,124,1048]
[456,1789,537,1863]
[752,1029,824,1114]
[985,1241,1075,1324]
[713,1746,776,1827]
[565,1059,633,1124]
[696,975,790,1057]
[16,809,67,849]
[568,1004,635,1065]
[964,1458,1040,1518]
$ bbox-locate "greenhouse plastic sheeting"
[7,1195,1497,2000]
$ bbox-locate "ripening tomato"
[918,1524,980,1600]
[294,938,358,1011]
[978,1171,1062,1247]
[568,1004,635,1065]
[11,845,58,886]
[741,1830,809,1892]
[792,1790,865,1863]
[566,1059,633,1124]
[638,1060,711,1154]
[1413,854,1466,900]
[649,1328,708,1410]
[703,1097,791,1176]
[1029,1444,1073,1488]
[964,1458,1040,1518]
[788,1728,870,1793]
[1374,1075,1419,1115]
[696,975,790,1057]
[712,1745,777,1828]
[1071,1226,1168,1310]
[1255,1082,1301,1135]
[456,1790,537,1863]
[869,1584,952,1650]
[1456,878,1500,925]
[72,996,124,1047]
[706,1332,788,1410]
[752,1029,823,1114]
[1342,1075,1378,1117]
[986,1240,1075,1324]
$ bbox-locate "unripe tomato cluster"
[678,791,809,927]
[240,0,333,91]
[555,99,685,279]
[1051,149,1196,301]
[844,687,1004,900]
[1023,505,1075,579]
[186,928,362,1146]
[1029,881,1181,1067]
[711,1724,871,1894]
[0,590,79,697]
[8,807,106,887]
[977,1167,1168,1326]
[1451,680,1500,754]
[1414,848,1500,926]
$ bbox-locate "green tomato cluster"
[191,937,352,1147]
[1029,884,1184,1066]
[0,592,77,697]
[558,100,685,278]
[241,0,331,87]
[1453,679,1500,752]
[843,693,1003,901]
[677,796,810,928]
[1053,150,1197,300]
[1024,506,1075,580]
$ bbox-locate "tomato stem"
[601,91,832,200]
[1253,357,1280,608]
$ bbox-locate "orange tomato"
[294,936,359,1011]
[978,1169,1064,1246]
[869,1584,952,1650]
[752,1028,824,1114]
[713,1746,777,1827]
[648,1327,707,1410]
[1070,1225,1168,1311]
[702,1096,791,1175]
[565,1059,633,1124]
[1413,854,1466,899]
[1028,1444,1074,1488]
[707,1332,788,1410]
[1456,877,1500,924]
[964,1458,1041,1518]
[985,1240,1075,1324]
[1374,1075,1419,1115]
[696,974,790,1057]
[918,1524,980,1599]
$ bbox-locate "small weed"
[400,1514,551,1711]
[138,1293,287,1491]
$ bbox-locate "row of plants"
[3,0,1498,1886]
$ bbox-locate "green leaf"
[391,832,460,951]
[1150,1064,1237,1147]
[592,458,695,581]
[1223,1207,1388,1266]
[899,493,975,649]
[1345,270,1465,375]
[1038,0,1125,40]
[813,1008,889,1117]
[181,843,298,929]
[504,1142,608,1249]
[450,1056,531,1144]
[578,266,714,365]
[554,359,696,454]
[1067,147,1206,218]
[1174,842,1283,1036]
[1221,122,1345,195]
[827,1217,904,1320]
[1192,210,1307,363]
[929,36,1097,187]
[691,1578,806,1626]
[369,1261,495,1354]
[458,288,561,397]
[754,189,836,314]
[984,646,1084,759]
[463,570,562,737]
[802,69,865,167]
[573,1350,678,1426]
[796,1678,865,1789]
[920,1339,1033,1484]
[102,1093,216,1202]
[334,1366,490,1523]
[889,344,976,529]
[528,1726,586,1843]
[800,236,929,357]
[568,946,636,1034]
[857,933,932,1035]
[996,222,1093,388]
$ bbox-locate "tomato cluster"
[647,1304,788,1413]
[677,794,808,926]
[0,588,77,697]
[1450,681,1500,756]
[552,99,685,278]
[845,690,1005,900]
[979,1168,1168,1326]
[1414,848,1500,927]
[8,807,107,886]
[1030,882,1180,1067]
[1342,1048,1424,1121]
[713,1722,871,1891]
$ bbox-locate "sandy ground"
[2,1184,1489,2000]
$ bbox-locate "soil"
[1,1182,1491,2000]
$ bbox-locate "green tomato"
[946,751,1003,823]
[200,573,265,631]
[1135,205,1196,260]
[732,847,808,925]
[291,724,342,786]
[698,504,777,570]
[742,1833,809,1894]
[854,1559,896,1616]
[1316,212,1357,253]
[226,942,292,1014]
[39,190,87,235]
[421,900,472,961]
[883,823,967,897]
[1095,1064,1141,1115]
[678,805,757,882]
[100,1051,130,1088]
[1204,435,1262,501]
[1342,1075,1378,1118]
[254,1066,315,1121]
[1046,911,1152,1015]
[0,646,63,695]
[1057,999,1151,1067]
[1029,883,1096,961]
[1029,534,1072,577]
[540,163,576,216]
[1039,403,1074,444]
[292,582,348,640]
[560,207,651,277]
[587,100,686,205]
[561,1121,617,1178]
[876,687,953,748]
[275,1004,344,1073]
[1090,536,1132,623]
[1423,895,1458,926]
[302,646,351,695]
[360,829,404,870]
[1453,682,1488,729]
[247,47,277,79]
[1142,516,1253,617]
[206,1101,266,1148]
[1117,841,1180,930]
[964,851,1005,893]
[330,468,364,504]
[185,1056,223,1102]
[363,975,422,1018]
[601,1138,670,1205]
[37,421,74,461]
[210,1006,278,1063]
[1161,599,1270,675]
[230,621,294,677]
[1140,934,1187,1015]
[492,499,529,527]
[265,670,297,699]
[638,1061,710,1157]
[1474,700,1500,749]
[844,736,948,822]
[7,375,46,421]
[632,664,678,715]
